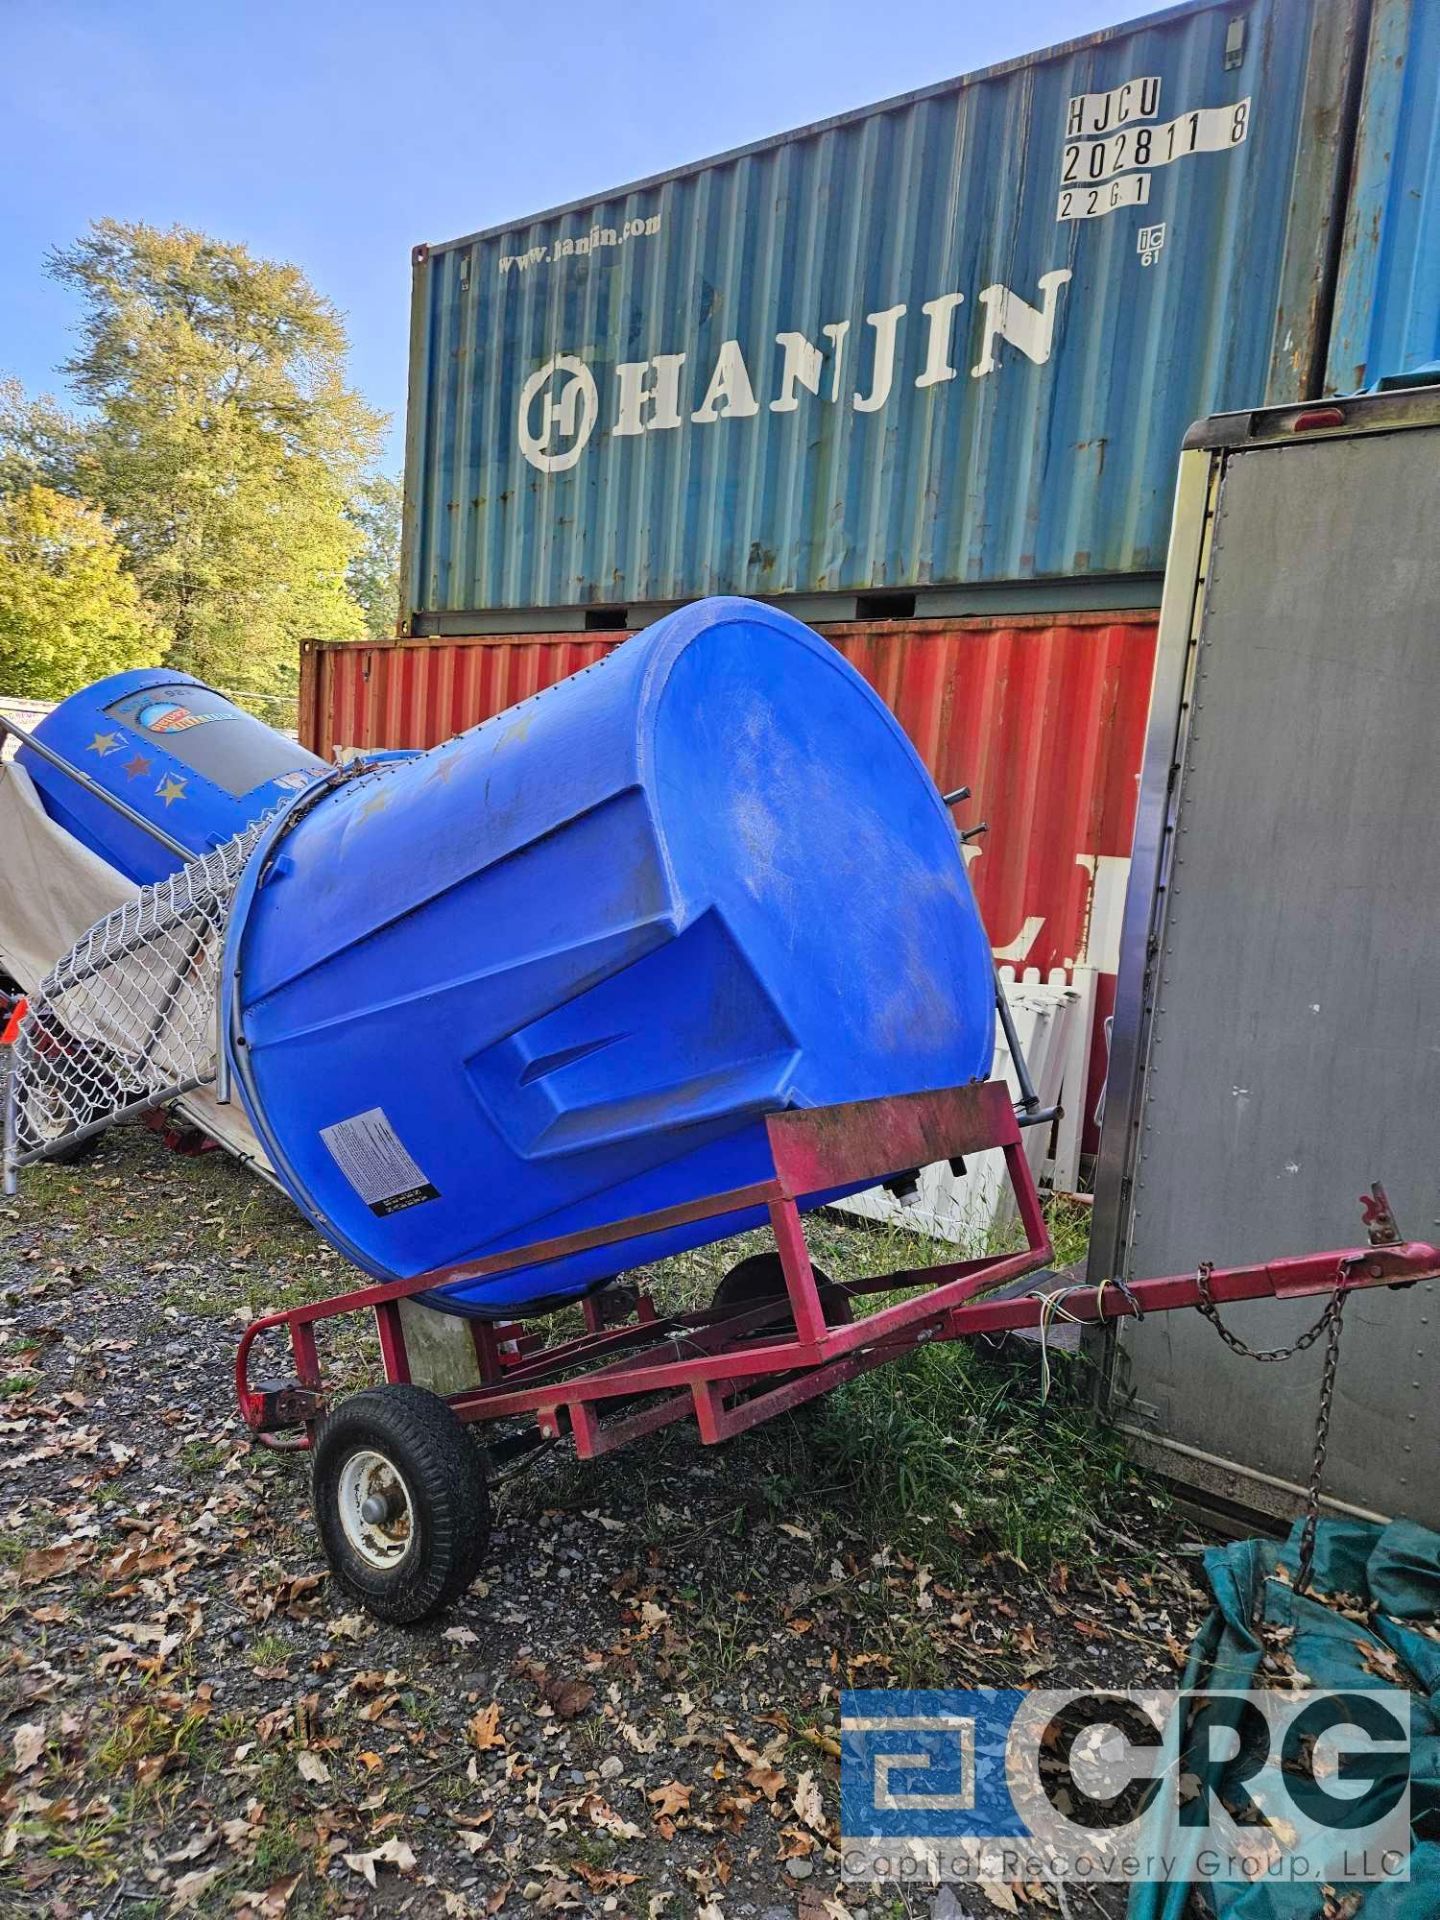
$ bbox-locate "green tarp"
[1128,1518,1440,1919]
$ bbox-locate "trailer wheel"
[312,1385,490,1624]
[712,1252,850,1332]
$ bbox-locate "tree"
[0,485,164,698]
[345,472,402,639]
[46,220,386,696]
[0,375,86,499]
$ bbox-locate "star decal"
[155,775,188,807]
[122,752,152,779]
[87,731,121,756]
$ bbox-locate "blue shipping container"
[1326,0,1440,392]
[402,0,1359,620]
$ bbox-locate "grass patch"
[246,1630,293,1670]
[512,1192,1149,1578]
[91,1697,209,1786]
[178,1438,234,1474]
[802,1337,1133,1569]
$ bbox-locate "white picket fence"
[835,964,1096,1245]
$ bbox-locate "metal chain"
[1193,1259,1348,1597]
[1193,1259,1345,1360]
[1296,1291,1347,1596]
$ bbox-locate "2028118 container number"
[1062,100,1251,186]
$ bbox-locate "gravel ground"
[0,1123,1214,1920]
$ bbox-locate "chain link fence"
[3,821,269,1183]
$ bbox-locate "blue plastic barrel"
[222,599,995,1316]
[22,668,327,884]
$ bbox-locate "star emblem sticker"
[87,731,120,756]
[155,775,187,807]
[122,752,152,779]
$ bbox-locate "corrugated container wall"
[300,614,1154,986]
[1326,0,1440,392]
[402,0,1359,624]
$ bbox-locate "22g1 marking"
[1057,175,1152,222]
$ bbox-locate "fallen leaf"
[162,1830,218,1865]
[980,1882,1019,1914]
[343,1837,417,1886]
[171,1865,225,1909]
[1357,1640,1406,1685]
[573,1861,639,1892]
[12,1723,46,1773]
[231,1873,302,1918]
[648,1780,692,1819]
[19,1542,92,1586]
[745,1763,786,1802]
[792,1768,826,1833]
[544,1674,596,1720]
[467,1701,505,1751]
[136,1750,185,1788]
[296,1750,331,1785]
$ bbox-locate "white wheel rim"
[337,1447,415,1570]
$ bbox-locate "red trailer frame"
[237,1080,1439,1459]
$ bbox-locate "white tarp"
[0,759,272,1172]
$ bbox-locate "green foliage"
[802,1338,1136,1571]
[0,484,164,698]
[0,375,87,498]
[44,219,387,697]
[344,471,402,639]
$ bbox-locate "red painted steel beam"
[765,1080,1014,1197]
[431,1243,1049,1426]
[942,1241,1440,1339]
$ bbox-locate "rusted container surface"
[1326,0,1440,392]
[300,613,1156,984]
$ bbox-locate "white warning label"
[319,1107,440,1217]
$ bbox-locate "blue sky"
[0,0,1110,469]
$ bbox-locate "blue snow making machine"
[20,668,328,884]
[24,600,997,1316]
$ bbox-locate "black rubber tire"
[311,1384,490,1625]
[711,1252,850,1332]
